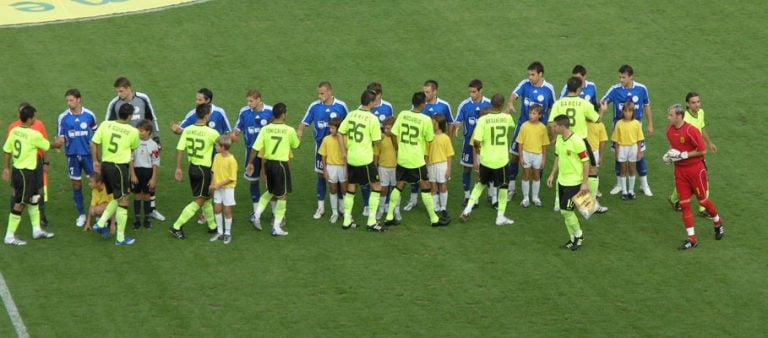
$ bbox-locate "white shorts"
[521,151,543,169]
[326,164,346,183]
[617,145,639,162]
[213,187,236,206]
[379,167,396,186]
[592,150,601,167]
[428,162,448,183]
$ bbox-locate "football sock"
[432,194,439,212]
[330,193,339,215]
[224,217,232,235]
[215,213,224,235]
[116,206,128,242]
[462,172,471,193]
[173,201,201,230]
[464,183,486,215]
[150,192,157,210]
[73,187,85,215]
[421,190,438,223]
[274,200,287,228]
[409,192,418,205]
[699,199,721,225]
[588,176,599,197]
[629,175,637,193]
[497,188,508,217]
[386,187,401,220]
[680,201,697,242]
[27,204,41,231]
[619,176,627,194]
[6,212,21,239]
[343,192,355,225]
[561,210,580,239]
[490,184,498,204]
[255,192,273,219]
[133,199,142,220]
[202,201,216,230]
[378,196,387,215]
[522,180,530,200]
[250,182,260,203]
[532,181,541,201]
[361,185,371,207]
[316,176,326,201]
[367,190,380,226]
[271,200,277,215]
[439,191,448,211]
[98,200,119,227]
[143,200,152,219]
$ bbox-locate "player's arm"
[245,147,259,176]
[90,141,101,171]
[541,144,548,168]
[129,161,138,184]
[636,141,644,160]
[546,155,559,188]
[580,158,590,193]
[644,104,653,136]
[505,92,518,114]
[702,128,717,154]
[445,153,452,181]
[598,140,606,166]
[175,150,184,181]
[2,152,10,181]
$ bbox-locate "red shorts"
[674,162,709,201]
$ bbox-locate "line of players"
[3,62,725,249]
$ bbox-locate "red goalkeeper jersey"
[666,122,705,167]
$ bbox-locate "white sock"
[619,176,628,194]
[508,180,515,192]
[409,193,418,204]
[615,176,621,187]
[532,180,541,200]
[379,196,387,213]
[224,218,232,235]
[317,200,324,210]
[490,185,498,204]
[330,193,339,215]
[432,194,440,212]
[464,190,470,198]
[522,180,530,200]
[439,192,448,211]
[639,175,649,188]
[215,213,223,235]
[252,202,258,216]
[629,175,636,193]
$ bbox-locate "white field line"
[1,0,211,29]
[0,271,28,338]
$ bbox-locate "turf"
[0,0,766,336]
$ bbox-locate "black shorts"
[35,157,44,190]
[583,138,596,167]
[478,164,508,186]
[558,184,581,211]
[265,160,292,196]
[11,168,37,204]
[131,167,154,194]
[189,164,212,199]
[348,163,379,186]
[102,162,130,199]
[396,164,428,184]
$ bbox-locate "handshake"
[662,148,689,164]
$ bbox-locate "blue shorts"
[68,155,94,180]
[243,149,262,181]
[460,143,474,167]
[313,142,324,174]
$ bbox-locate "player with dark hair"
[454,79,491,208]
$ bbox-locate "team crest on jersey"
[584,95,592,101]
[632,95,639,103]
[330,113,338,119]
[209,121,216,128]
[379,114,385,121]
[133,106,140,114]
[537,95,544,102]
[260,119,267,126]
[523,98,531,106]
[566,150,572,156]
[469,117,476,125]
[680,137,685,144]
[80,122,88,129]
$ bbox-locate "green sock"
[588,177,599,196]
[6,213,21,238]
[116,206,128,241]
[497,188,508,217]
[274,200,287,226]
[202,200,216,230]
[257,192,273,216]
[670,187,679,204]
[386,188,401,220]
[27,204,41,232]
[469,183,485,205]
[98,200,118,227]
[562,210,581,238]
[343,192,355,225]
[420,191,438,223]
[561,210,575,239]
[368,190,380,226]
[173,201,201,230]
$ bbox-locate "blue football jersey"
[455,96,491,145]
[180,103,232,135]
[601,81,650,123]
[560,80,599,108]
[302,97,348,144]
[422,97,454,124]
[370,99,394,127]
[513,79,557,123]
[57,107,98,156]
[235,104,273,149]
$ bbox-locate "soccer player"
[169,104,220,240]
[129,120,160,230]
[248,103,300,236]
[669,92,717,216]
[600,64,654,197]
[297,81,348,220]
[172,88,232,136]
[505,61,557,201]
[453,79,491,208]
[57,89,98,227]
[384,92,450,227]
[459,94,516,226]
[549,76,605,212]
[106,76,166,221]
[546,115,590,251]
[360,82,394,217]
[7,102,54,227]
[3,105,57,245]
[663,104,724,250]
[560,65,599,108]
[90,103,140,245]
[338,90,386,231]
[233,89,273,225]
[209,135,238,244]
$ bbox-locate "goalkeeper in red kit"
[663,104,724,250]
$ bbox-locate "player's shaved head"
[195,103,212,120]
[423,80,438,90]
[118,103,134,120]
[412,91,427,107]
[491,93,505,109]
[273,103,287,119]
[318,81,333,90]
[566,76,583,93]
[19,105,36,122]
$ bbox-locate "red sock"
[680,201,697,243]
[699,199,722,226]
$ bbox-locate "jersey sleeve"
[611,126,620,143]
[138,93,160,134]
[150,141,161,166]
[423,117,435,143]
[179,111,197,129]
[290,129,300,149]
[253,132,264,152]
[130,130,140,150]
[635,122,645,142]
[318,137,328,156]
[92,123,105,145]
[176,130,188,151]
[370,116,382,142]
[301,104,315,125]
[513,80,527,97]
[472,118,484,143]
[445,138,455,157]
[515,124,526,144]
[227,158,238,182]
[34,132,51,152]
[218,109,232,133]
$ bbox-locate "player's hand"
[2,168,9,182]
[580,182,589,194]
[130,174,139,184]
[473,162,479,173]
[546,175,554,188]
[637,151,644,161]
[710,143,718,154]
[246,163,254,176]
[209,184,216,193]
[646,125,654,137]
[93,161,101,173]
[175,168,183,181]
[323,170,329,181]
[445,171,451,181]
[296,129,303,139]
[149,178,156,190]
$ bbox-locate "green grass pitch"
[0,0,766,336]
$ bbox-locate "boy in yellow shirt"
[318,117,347,223]
[611,101,644,200]
[427,114,454,219]
[586,119,609,213]
[375,117,399,221]
[515,104,549,207]
[210,135,238,244]
[85,173,115,235]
